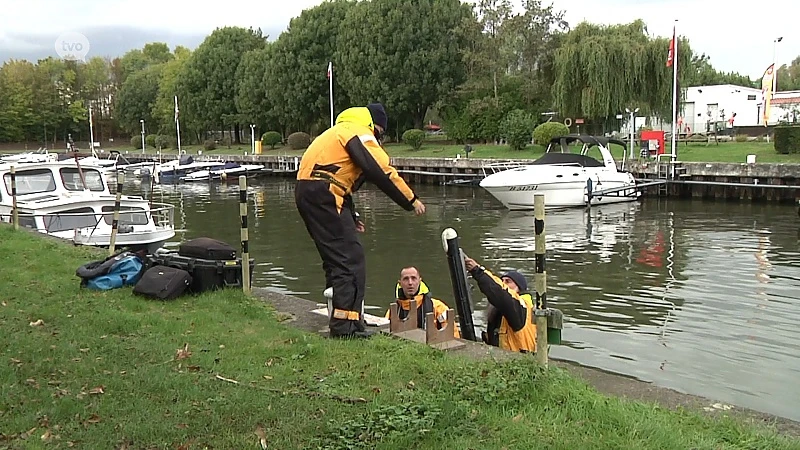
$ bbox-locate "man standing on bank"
[295,103,426,339]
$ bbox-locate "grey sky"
[0,0,796,80]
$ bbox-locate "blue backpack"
[76,251,145,290]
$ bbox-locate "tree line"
[1,0,797,147]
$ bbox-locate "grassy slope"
[4,140,800,164]
[0,227,799,449]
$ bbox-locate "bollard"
[239,176,251,294]
[533,194,548,367]
[108,170,124,256]
[441,228,478,341]
[10,166,18,230]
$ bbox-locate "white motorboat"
[0,149,58,164]
[154,155,226,184]
[180,162,266,182]
[479,135,640,209]
[0,160,175,253]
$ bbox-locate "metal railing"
[0,202,175,235]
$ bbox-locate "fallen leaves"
[175,343,192,361]
[215,374,239,385]
[29,319,44,327]
[88,386,105,395]
[83,414,101,427]
[255,424,268,449]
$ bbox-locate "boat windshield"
[59,168,105,191]
[101,206,149,226]
[4,169,56,195]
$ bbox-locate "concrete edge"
[252,287,800,437]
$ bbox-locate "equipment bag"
[77,251,145,290]
[133,265,193,300]
[178,237,236,260]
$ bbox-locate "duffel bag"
[133,266,193,300]
[178,237,236,260]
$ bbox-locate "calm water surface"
[134,178,800,421]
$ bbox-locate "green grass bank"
[1,226,799,449]
[4,140,800,163]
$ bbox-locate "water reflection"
[128,179,800,421]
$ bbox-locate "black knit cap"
[501,271,527,292]
[366,103,388,130]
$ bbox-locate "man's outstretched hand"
[413,199,426,216]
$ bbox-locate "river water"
[134,178,800,421]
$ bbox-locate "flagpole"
[670,20,678,165]
[175,95,182,154]
[328,61,334,128]
[88,102,95,157]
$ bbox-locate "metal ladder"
[656,154,671,196]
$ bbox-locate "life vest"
[392,281,435,328]
[497,293,537,353]
[386,281,459,337]
[296,106,417,213]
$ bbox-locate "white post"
[140,119,146,154]
[328,61,334,128]
[175,96,182,155]
[88,103,95,156]
[670,20,679,164]
[250,124,255,156]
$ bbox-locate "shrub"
[261,131,282,149]
[501,110,535,151]
[734,134,749,143]
[402,129,426,150]
[130,135,143,150]
[145,134,158,149]
[203,140,217,151]
[533,121,569,147]
[154,135,176,149]
[774,126,800,154]
[287,132,311,150]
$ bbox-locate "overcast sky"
[0,0,796,80]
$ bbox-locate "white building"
[622,85,800,135]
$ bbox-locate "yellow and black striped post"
[533,194,549,367]
[239,175,251,294]
[108,170,124,256]
[10,166,18,230]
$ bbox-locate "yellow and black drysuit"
[295,105,418,337]
[468,266,537,353]
[384,281,461,338]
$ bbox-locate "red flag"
[666,26,675,67]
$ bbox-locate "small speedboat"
[480,134,640,209]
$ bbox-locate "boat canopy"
[530,152,605,167]
[545,134,628,152]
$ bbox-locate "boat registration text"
[508,185,539,191]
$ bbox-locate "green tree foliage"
[261,131,282,149]
[402,129,426,149]
[236,46,275,134]
[176,27,267,143]
[777,56,800,91]
[119,42,174,84]
[501,109,535,150]
[533,121,569,146]
[0,60,36,142]
[265,0,354,133]
[685,53,754,87]
[337,0,473,131]
[553,20,692,123]
[152,46,191,137]
[115,64,164,134]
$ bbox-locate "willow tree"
[552,20,692,126]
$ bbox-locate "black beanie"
[501,271,528,292]
[366,103,388,130]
